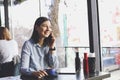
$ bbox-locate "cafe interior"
[0,0,120,80]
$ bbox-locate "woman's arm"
[20,41,32,75]
[44,47,59,69]
[47,33,59,68]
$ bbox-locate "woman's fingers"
[32,70,48,79]
[38,70,48,79]
[38,74,42,79]
[39,70,48,76]
[32,71,40,77]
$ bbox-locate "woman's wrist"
[49,47,56,51]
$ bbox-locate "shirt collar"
[34,43,41,47]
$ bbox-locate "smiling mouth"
[44,33,50,36]
[45,31,51,34]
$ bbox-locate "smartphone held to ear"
[48,33,53,40]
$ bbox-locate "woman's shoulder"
[24,39,34,43]
[0,39,15,44]
[7,39,18,45]
[10,39,17,43]
[23,39,35,46]
[0,40,6,42]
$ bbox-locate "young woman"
[0,27,19,77]
[20,17,59,80]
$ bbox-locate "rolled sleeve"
[44,51,59,69]
[52,53,59,69]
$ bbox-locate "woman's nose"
[47,27,52,31]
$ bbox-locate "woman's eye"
[41,25,52,28]
[41,25,46,27]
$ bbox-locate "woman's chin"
[44,35,49,38]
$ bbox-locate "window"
[9,0,40,54]
[98,0,120,71]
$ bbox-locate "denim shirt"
[20,39,58,75]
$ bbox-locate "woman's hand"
[49,33,55,49]
[32,70,48,79]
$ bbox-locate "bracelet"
[49,47,56,51]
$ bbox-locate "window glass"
[0,6,5,26]
[98,0,120,71]
[9,0,39,53]
[58,0,89,67]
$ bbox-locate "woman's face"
[36,20,52,38]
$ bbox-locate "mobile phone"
[44,33,53,45]
[48,33,52,39]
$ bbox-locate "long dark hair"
[30,17,50,44]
